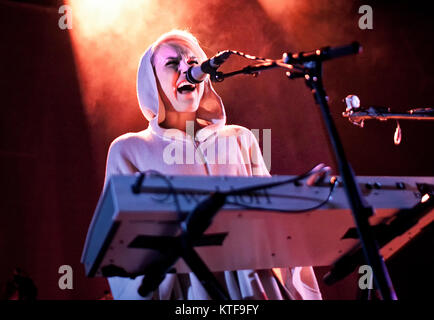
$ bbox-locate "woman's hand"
[306,163,332,186]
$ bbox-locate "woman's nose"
[178,60,190,73]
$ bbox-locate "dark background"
[0,0,433,299]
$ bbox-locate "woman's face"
[153,41,205,113]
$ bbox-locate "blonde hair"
[150,29,207,65]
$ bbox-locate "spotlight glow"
[64,0,184,129]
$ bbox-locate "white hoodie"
[104,44,322,300]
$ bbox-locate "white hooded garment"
[104,45,323,300]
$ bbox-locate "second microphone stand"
[299,60,397,300]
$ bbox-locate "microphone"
[344,94,361,113]
[186,50,231,84]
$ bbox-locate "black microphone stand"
[298,60,397,301]
[215,42,398,300]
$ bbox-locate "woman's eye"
[188,60,198,65]
[165,60,179,66]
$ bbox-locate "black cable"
[136,164,334,217]
[219,50,305,74]
[140,170,186,221]
[225,165,328,196]
[224,49,272,63]
[137,164,327,197]
[225,177,338,214]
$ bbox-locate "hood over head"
[136,30,226,138]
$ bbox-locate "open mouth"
[177,81,196,94]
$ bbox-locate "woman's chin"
[173,102,199,113]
